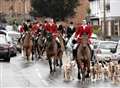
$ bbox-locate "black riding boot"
[73,49,77,60]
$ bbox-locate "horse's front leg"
[59,51,63,68]
[48,58,52,73]
[86,59,90,78]
[77,63,81,80]
[28,48,32,62]
[38,46,41,58]
[22,47,25,58]
[32,46,34,60]
[53,58,56,72]
[59,58,63,68]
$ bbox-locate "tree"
[86,7,91,23]
[30,0,79,21]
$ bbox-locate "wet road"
[0,54,120,88]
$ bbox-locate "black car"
[0,34,11,62]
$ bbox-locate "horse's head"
[80,33,89,49]
[40,30,47,38]
[25,31,32,39]
[37,33,46,46]
[46,32,53,42]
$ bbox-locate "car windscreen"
[0,35,7,44]
[99,42,117,50]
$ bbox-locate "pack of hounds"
[63,59,120,84]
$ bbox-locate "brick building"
[0,0,31,16]
[0,0,89,24]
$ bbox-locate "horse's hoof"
[50,70,52,74]
[52,68,56,72]
[78,75,81,80]
[59,65,62,69]
[29,59,33,63]
[85,74,90,78]
[56,64,59,66]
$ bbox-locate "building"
[0,0,90,25]
[0,0,31,16]
[90,0,120,37]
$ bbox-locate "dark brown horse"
[46,33,63,73]
[36,33,46,59]
[76,34,91,81]
[22,31,33,62]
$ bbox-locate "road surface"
[0,53,120,88]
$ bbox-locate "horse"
[45,33,63,73]
[36,33,46,59]
[66,33,75,61]
[22,31,33,62]
[17,33,26,54]
[76,34,91,81]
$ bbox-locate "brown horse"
[76,34,91,81]
[46,33,63,73]
[22,31,33,62]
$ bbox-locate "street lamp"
[103,0,106,40]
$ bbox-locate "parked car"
[0,30,18,57]
[0,34,11,62]
[112,40,120,61]
[7,37,17,57]
[0,30,21,52]
[94,41,118,61]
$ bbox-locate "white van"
[0,30,21,44]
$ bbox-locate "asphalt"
[0,53,120,88]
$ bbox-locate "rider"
[48,19,58,36]
[66,21,76,40]
[75,20,92,43]
[73,20,93,60]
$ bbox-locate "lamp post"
[103,0,106,40]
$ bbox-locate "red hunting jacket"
[75,24,93,43]
[47,23,58,38]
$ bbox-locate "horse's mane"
[46,38,54,50]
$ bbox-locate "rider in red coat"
[47,19,58,38]
[42,21,49,31]
[72,20,93,61]
[75,20,93,44]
